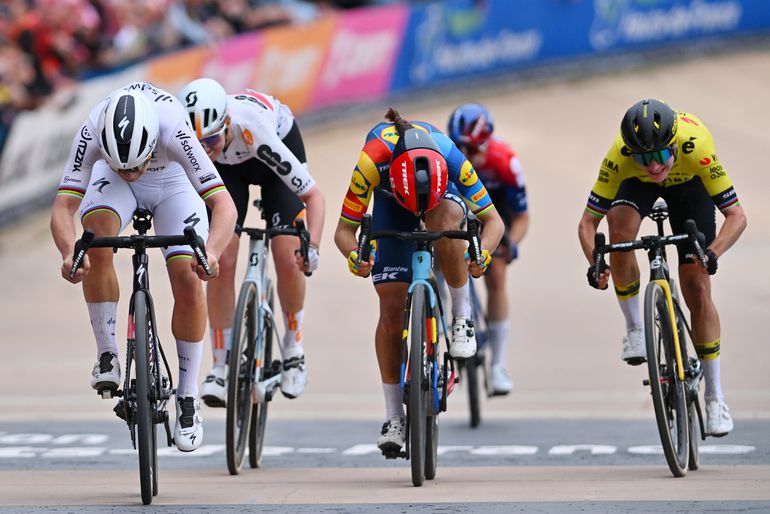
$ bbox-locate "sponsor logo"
[234,93,268,111]
[242,128,254,146]
[291,176,312,193]
[380,127,399,144]
[699,157,711,166]
[681,116,700,126]
[343,198,363,213]
[382,266,408,273]
[63,177,81,184]
[184,91,198,107]
[602,158,619,172]
[598,170,610,184]
[471,188,487,203]
[459,163,478,187]
[180,137,202,173]
[682,137,696,154]
[401,160,410,195]
[373,272,399,282]
[350,171,368,196]
[117,116,130,139]
[620,145,633,157]
[92,178,109,193]
[256,144,291,175]
[199,172,217,184]
[184,212,201,228]
[72,126,93,174]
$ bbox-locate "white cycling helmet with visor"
[178,78,229,145]
[97,90,159,171]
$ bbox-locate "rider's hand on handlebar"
[62,254,89,284]
[348,247,374,278]
[465,248,491,278]
[191,249,219,281]
[587,262,611,290]
[295,244,319,273]
[695,248,718,275]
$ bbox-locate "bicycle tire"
[226,281,258,475]
[249,281,274,469]
[466,278,485,427]
[644,282,689,477]
[688,399,700,471]
[424,413,439,480]
[408,284,428,487]
[133,292,156,504]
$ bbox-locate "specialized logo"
[118,116,130,140]
[92,178,110,193]
[257,144,291,175]
[184,213,201,228]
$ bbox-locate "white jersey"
[58,81,227,202]
[215,90,315,196]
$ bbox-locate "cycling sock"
[87,301,119,357]
[209,327,231,368]
[487,319,508,367]
[615,280,642,330]
[449,282,471,319]
[282,310,305,358]
[383,382,404,419]
[176,339,203,398]
[696,339,723,400]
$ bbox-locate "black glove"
[704,248,718,275]
[587,262,609,290]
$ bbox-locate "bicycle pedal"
[625,357,646,366]
[96,385,118,399]
[201,395,226,408]
[380,448,405,460]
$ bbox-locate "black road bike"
[70,209,210,504]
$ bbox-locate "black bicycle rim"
[134,292,155,504]
[466,355,481,428]
[644,282,688,477]
[250,283,274,468]
[688,399,700,470]
[226,282,257,475]
[409,285,427,487]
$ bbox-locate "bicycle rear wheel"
[226,282,257,475]
[133,292,157,504]
[466,280,484,427]
[644,282,689,477]
[688,399,700,471]
[408,285,428,487]
[249,281,274,469]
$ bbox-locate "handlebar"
[356,213,480,264]
[68,227,212,279]
[236,219,313,277]
[591,218,709,284]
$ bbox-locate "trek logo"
[256,144,292,175]
[373,272,399,281]
[92,178,110,193]
[401,160,409,195]
[184,213,201,228]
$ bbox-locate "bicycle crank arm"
[254,373,281,403]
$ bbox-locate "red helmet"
[389,128,448,215]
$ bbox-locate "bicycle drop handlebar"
[236,219,313,277]
[591,219,708,284]
[356,213,483,264]
[69,227,212,280]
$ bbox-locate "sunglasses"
[632,145,676,166]
[200,126,226,149]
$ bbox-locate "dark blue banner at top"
[390,0,770,92]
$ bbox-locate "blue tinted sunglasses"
[633,145,675,166]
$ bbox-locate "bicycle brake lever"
[69,230,96,279]
[684,219,707,268]
[183,226,212,276]
[293,218,312,277]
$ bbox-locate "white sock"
[176,339,203,398]
[87,302,119,357]
[209,327,231,368]
[487,319,508,367]
[448,282,471,319]
[282,310,305,358]
[383,382,404,419]
[617,295,642,331]
[702,358,724,401]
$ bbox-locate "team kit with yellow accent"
[340,120,493,284]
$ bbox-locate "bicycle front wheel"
[408,284,428,487]
[249,281,274,469]
[133,292,157,504]
[226,281,257,475]
[644,282,689,477]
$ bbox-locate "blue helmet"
[447,103,494,148]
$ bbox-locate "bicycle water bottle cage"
[132,209,153,234]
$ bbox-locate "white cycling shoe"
[489,364,513,396]
[200,366,227,408]
[90,352,120,391]
[706,399,734,437]
[281,354,307,399]
[174,396,203,452]
[621,327,646,365]
[377,415,405,456]
[450,317,477,360]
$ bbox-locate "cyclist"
[177,78,325,405]
[447,103,529,396]
[577,98,747,436]
[50,81,238,451]
[334,108,504,454]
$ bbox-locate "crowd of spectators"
[0,0,392,152]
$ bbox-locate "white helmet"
[178,78,228,138]
[97,90,159,170]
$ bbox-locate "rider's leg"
[272,234,306,357]
[374,282,410,418]
[425,199,468,318]
[206,233,239,367]
[606,205,644,330]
